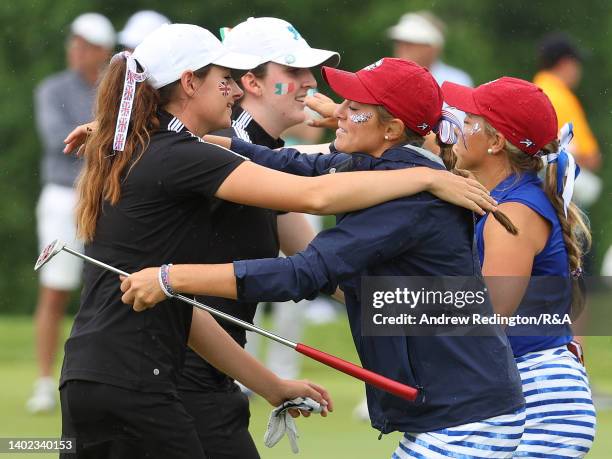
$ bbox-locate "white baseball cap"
[387,12,445,47]
[133,24,264,89]
[118,10,170,49]
[70,13,116,49]
[223,17,340,68]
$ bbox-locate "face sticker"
[467,122,481,136]
[274,82,296,95]
[350,112,373,124]
[218,81,231,97]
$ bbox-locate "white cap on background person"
[118,10,170,49]
[223,17,340,68]
[133,24,264,89]
[70,12,116,49]
[387,11,445,47]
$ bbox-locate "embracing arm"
[205,135,342,176]
[482,202,550,317]
[216,160,496,216]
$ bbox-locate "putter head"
[34,239,65,271]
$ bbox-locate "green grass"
[0,316,610,458]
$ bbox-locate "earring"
[384,135,389,140]
[487,148,493,155]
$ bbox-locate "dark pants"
[180,385,260,459]
[60,380,206,459]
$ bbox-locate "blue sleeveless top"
[475,172,572,357]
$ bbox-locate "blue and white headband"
[544,122,580,217]
[433,108,465,146]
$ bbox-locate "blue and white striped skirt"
[513,345,596,458]
[392,408,526,458]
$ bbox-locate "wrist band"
[158,264,175,298]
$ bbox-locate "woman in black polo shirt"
[61,24,334,459]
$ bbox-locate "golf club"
[35,239,419,402]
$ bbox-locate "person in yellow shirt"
[534,33,601,172]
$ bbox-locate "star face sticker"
[350,112,373,124]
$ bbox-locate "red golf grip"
[295,343,418,401]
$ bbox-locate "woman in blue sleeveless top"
[443,77,595,457]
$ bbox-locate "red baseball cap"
[321,58,443,135]
[442,77,558,155]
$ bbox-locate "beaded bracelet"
[158,263,176,298]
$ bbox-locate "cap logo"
[417,123,429,130]
[287,25,301,40]
[284,54,296,65]
[520,138,534,148]
[363,59,383,71]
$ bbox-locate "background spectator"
[388,10,473,86]
[27,12,115,414]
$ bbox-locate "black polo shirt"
[60,111,245,394]
[178,106,283,392]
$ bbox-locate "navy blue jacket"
[231,139,524,433]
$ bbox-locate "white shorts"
[36,184,83,290]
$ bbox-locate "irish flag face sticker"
[274,82,295,95]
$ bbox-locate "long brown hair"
[76,58,212,242]
[76,57,159,242]
[376,106,517,234]
[483,121,591,310]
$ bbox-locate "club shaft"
[171,294,297,348]
[63,246,129,277]
[58,246,418,400]
[61,246,296,349]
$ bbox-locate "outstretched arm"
[217,160,496,216]
[121,197,422,308]
[67,123,496,215]
[204,135,344,177]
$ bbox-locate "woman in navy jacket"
[122,58,525,457]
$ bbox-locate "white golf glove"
[263,397,323,454]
